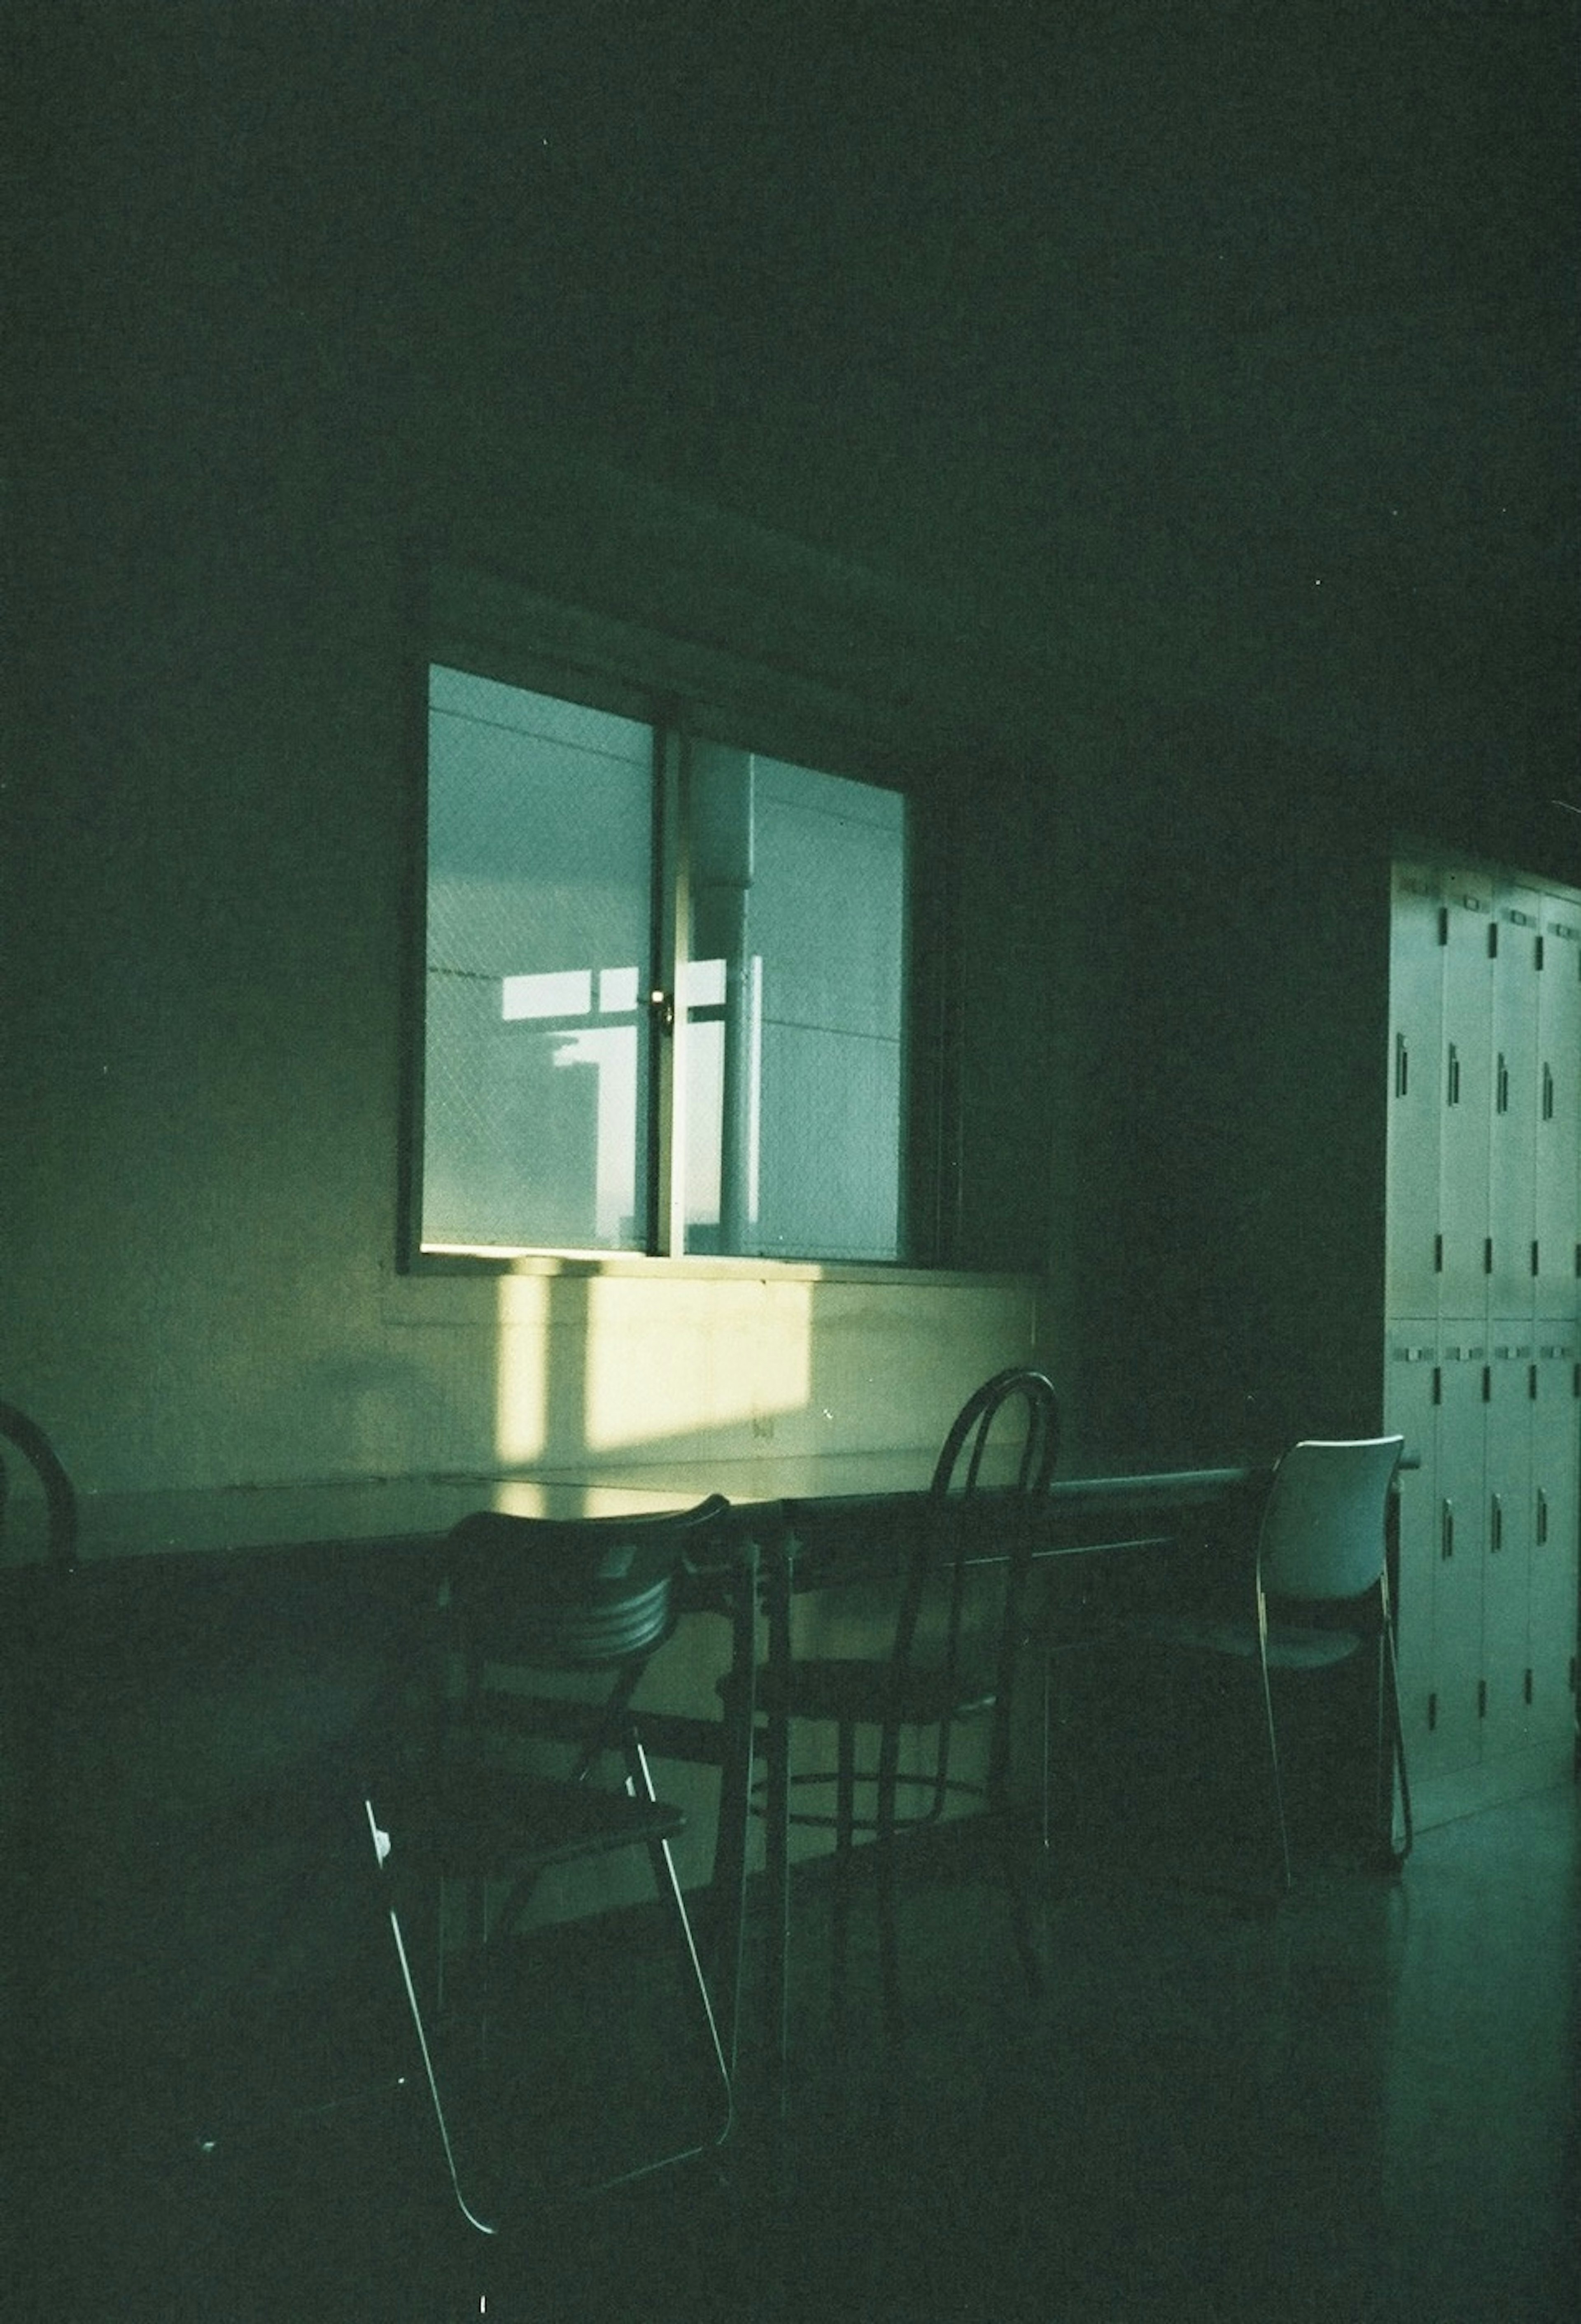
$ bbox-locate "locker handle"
[1394,1033,1409,1099]
[1496,1054,1509,1113]
[1490,1494,1502,1554]
[1447,1043,1461,1106]
[1543,1063,1555,1121]
[1441,1500,1454,1561]
[1537,1489,1548,1547]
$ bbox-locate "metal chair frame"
[366,1494,736,2233]
[754,1369,1061,2019]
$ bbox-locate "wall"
[2,416,1057,1497]
[3,0,1573,1498]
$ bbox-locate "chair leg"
[1256,1653,1294,1892]
[366,1806,497,2238]
[626,1736,734,2183]
[1381,1627,1414,1864]
[1040,1654,1054,1853]
[833,1719,858,2009]
[874,1717,905,2039]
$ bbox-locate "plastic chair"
[749,1368,1060,2024]
[364,1494,736,2234]
[1138,1435,1411,1890]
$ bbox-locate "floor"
[9,1766,1576,2323]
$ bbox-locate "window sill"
[401,1247,1039,1292]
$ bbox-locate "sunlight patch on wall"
[581,1276,813,1454]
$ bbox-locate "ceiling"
[12,0,1578,829]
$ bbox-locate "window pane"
[684,747,905,1261]
[422,666,652,1251]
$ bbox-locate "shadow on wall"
[282,1352,489,1482]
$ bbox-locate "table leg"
[764,1517,794,2110]
[709,1539,758,2079]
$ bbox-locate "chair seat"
[394,1768,687,1878]
[1145,1614,1362,1671]
[726,1655,994,1729]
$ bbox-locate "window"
[416,660,914,1263]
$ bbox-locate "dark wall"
[3,0,1575,1480]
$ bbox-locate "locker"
[1385,854,1581,1813]
[1386,866,1446,1318]
[1487,893,1541,1320]
[1481,1342,1534,1757]
[1385,1322,1443,1770]
[1423,1337,1488,1778]
[1529,1335,1581,1763]
[1436,868,1497,1319]
[1534,901,1581,1318]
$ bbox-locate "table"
[1,1457,1260,2094]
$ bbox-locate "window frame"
[399,578,955,1276]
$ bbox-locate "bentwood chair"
[0,1401,79,1570]
[1138,1435,1411,1891]
[745,1368,1059,2028]
[364,1496,736,2234]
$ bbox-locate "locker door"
[1481,1342,1534,1758]
[1534,900,1581,1320]
[1530,1334,1581,1767]
[1488,892,1541,1321]
[1437,869,1497,1319]
[1385,1323,1441,1773]
[1387,865,1446,1318]
[1421,1337,1488,1777]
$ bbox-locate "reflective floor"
[11,1781,1578,2322]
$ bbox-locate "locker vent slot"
[1524,1669,1533,1706]
[1477,1679,1488,1720]
[1427,1692,1438,1731]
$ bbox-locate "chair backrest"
[895,1368,1061,1681]
[0,1401,79,1572]
[443,1494,732,1671]
[930,1367,1062,1501]
[1257,1437,1404,1603]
